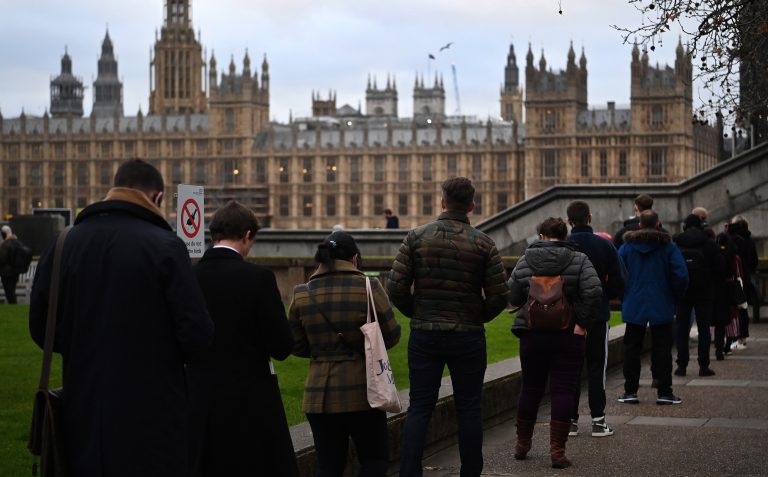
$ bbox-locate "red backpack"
[524,275,572,331]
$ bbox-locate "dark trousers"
[1,274,18,304]
[623,322,674,396]
[714,324,726,357]
[573,321,608,420]
[517,330,585,423]
[738,308,750,339]
[400,330,486,477]
[746,280,761,323]
[675,298,713,368]
[306,410,388,477]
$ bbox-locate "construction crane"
[451,64,461,116]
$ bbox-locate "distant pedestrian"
[389,177,509,477]
[29,159,214,477]
[672,214,725,377]
[289,231,401,477]
[565,201,626,438]
[384,208,400,229]
[618,210,688,405]
[727,216,760,345]
[188,201,298,477]
[508,217,602,468]
[613,194,665,248]
[712,230,740,358]
[0,225,29,304]
[691,207,716,239]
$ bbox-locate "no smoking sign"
[176,184,205,257]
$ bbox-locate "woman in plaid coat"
[289,231,401,477]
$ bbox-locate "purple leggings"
[517,330,586,422]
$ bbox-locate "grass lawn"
[0,305,622,476]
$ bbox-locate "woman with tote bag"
[289,231,401,477]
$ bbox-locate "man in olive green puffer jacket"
[388,177,509,477]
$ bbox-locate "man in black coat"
[566,201,625,438]
[613,194,667,248]
[187,201,298,477]
[29,159,214,477]
[673,214,725,377]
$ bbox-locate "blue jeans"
[399,329,486,477]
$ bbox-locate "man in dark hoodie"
[566,201,626,438]
[673,214,725,377]
[617,210,688,405]
[613,194,654,248]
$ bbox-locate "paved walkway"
[421,322,768,476]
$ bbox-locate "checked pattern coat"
[289,260,401,414]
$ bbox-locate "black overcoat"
[29,199,214,477]
[187,247,298,477]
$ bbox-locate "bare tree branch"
[613,0,768,140]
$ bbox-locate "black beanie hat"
[683,214,702,231]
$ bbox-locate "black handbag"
[726,278,747,307]
[28,227,71,477]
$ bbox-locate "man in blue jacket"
[566,201,625,437]
[618,210,688,405]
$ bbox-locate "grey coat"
[508,240,603,335]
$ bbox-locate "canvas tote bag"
[360,277,402,413]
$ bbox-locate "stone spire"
[92,29,124,118]
[51,47,84,118]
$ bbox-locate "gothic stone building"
[0,0,721,230]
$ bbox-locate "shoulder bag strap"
[38,226,72,392]
[365,276,379,324]
[305,281,355,351]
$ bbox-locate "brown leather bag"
[524,275,572,331]
[28,227,71,477]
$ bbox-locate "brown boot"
[514,417,536,460]
[549,420,572,469]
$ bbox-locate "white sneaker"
[591,416,614,437]
[568,419,579,437]
[731,342,747,351]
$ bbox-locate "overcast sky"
[0,0,698,122]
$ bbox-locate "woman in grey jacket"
[507,218,602,469]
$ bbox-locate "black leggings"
[306,409,388,477]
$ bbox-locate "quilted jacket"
[508,240,603,335]
[387,211,509,331]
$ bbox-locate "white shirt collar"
[213,244,241,255]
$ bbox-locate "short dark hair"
[537,217,568,240]
[639,209,659,229]
[384,209,392,216]
[314,231,361,267]
[566,201,590,226]
[114,159,164,194]
[442,177,475,213]
[209,201,260,242]
[634,194,654,212]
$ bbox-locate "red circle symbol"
[181,198,201,239]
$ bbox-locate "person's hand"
[574,325,587,336]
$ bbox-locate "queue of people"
[27,163,761,477]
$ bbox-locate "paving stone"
[704,418,768,430]
[627,416,708,427]
[686,379,750,387]
[726,355,768,360]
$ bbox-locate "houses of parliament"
[0,0,723,229]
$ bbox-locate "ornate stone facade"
[0,0,722,229]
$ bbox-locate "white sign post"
[176,184,205,258]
